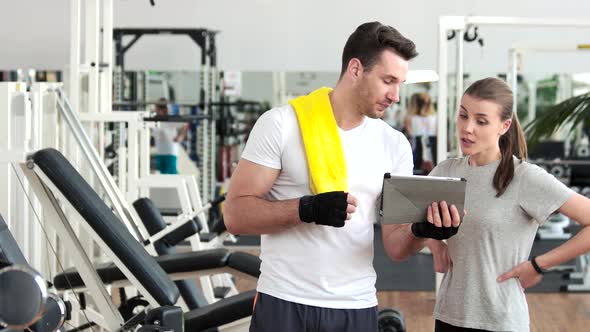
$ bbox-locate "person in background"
[152,98,189,174]
[403,92,437,174]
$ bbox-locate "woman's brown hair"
[464,78,528,197]
[408,92,435,116]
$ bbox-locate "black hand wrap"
[299,191,348,228]
[411,222,459,240]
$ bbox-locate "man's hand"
[411,201,464,240]
[299,191,358,227]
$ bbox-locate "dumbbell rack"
[531,158,590,292]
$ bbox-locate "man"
[225,22,462,331]
[151,98,189,174]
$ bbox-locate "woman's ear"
[501,118,512,135]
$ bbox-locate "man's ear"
[347,58,363,79]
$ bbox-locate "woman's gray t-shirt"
[431,157,573,331]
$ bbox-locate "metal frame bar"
[60,266,257,295]
[21,164,125,329]
[30,83,65,278]
[112,27,216,103]
[112,27,219,204]
[508,44,590,121]
[54,89,146,242]
[137,175,191,216]
[0,83,18,227]
[68,0,81,114]
[147,198,214,245]
[30,163,162,308]
[437,15,590,160]
[85,0,100,116]
[78,111,148,206]
[208,33,218,205]
[435,15,590,292]
[0,83,36,270]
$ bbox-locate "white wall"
[2,0,590,73]
[0,0,70,70]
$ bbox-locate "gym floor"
[376,291,590,331]
[234,250,590,331]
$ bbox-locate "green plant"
[525,92,590,145]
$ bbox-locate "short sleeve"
[391,137,413,176]
[428,159,452,177]
[240,109,283,170]
[518,164,574,224]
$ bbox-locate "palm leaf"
[525,92,590,146]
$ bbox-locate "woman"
[404,92,437,173]
[426,77,590,331]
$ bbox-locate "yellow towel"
[289,87,348,194]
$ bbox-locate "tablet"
[380,173,466,224]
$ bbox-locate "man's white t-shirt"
[153,122,185,156]
[241,105,413,309]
